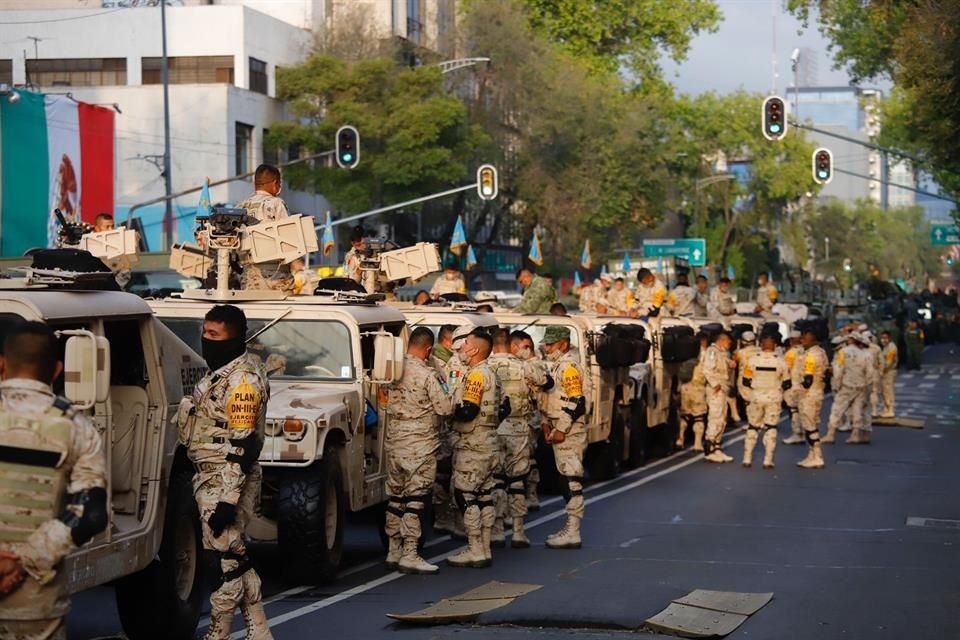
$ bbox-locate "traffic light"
[477,164,498,200]
[948,256,955,266]
[812,147,833,185]
[761,95,788,141]
[335,125,359,169]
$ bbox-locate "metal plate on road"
[645,603,748,638]
[906,517,960,530]
[930,221,960,246]
[873,416,925,428]
[643,238,707,266]
[386,581,541,625]
[673,590,773,616]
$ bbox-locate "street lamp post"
[160,0,174,251]
[825,236,830,262]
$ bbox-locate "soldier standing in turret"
[236,164,294,294]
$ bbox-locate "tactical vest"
[544,354,585,421]
[750,353,781,393]
[491,357,531,418]
[0,405,73,545]
[737,346,761,383]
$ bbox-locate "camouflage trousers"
[798,390,824,444]
[527,419,540,490]
[784,388,803,437]
[384,422,438,543]
[704,388,729,453]
[746,400,781,429]
[827,386,868,433]
[881,371,896,416]
[680,383,708,440]
[197,465,272,640]
[495,418,532,520]
[0,618,65,640]
[239,256,294,294]
[549,424,586,519]
[452,427,499,536]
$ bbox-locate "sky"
[663,0,858,96]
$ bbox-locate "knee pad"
[562,476,584,503]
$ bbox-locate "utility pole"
[26,36,42,60]
[160,0,174,251]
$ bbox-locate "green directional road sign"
[642,238,707,266]
[931,221,960,246]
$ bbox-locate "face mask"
[202,336,246,372]
[516,347,532,360]
[545,347,563,362]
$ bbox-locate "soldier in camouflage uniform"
[694,275,710,316]
[540,326,589,549]
[709,277,737,318]
[879,331,898,418]
[678,333,710,451]
[236,164,295,294]
[740,333,790,469]
[343,225,366,285]
[510,331,547,511]
[667,272,697,317]
[514,268,558,314]
[782,330,806,445]
[0,322,108,640]
[175,305,273,640]
[703,332,736,463]
[578,277,609,314]
[797,329,829,469]
[384,328,453,574]
[754,273,778,317]
[488,329,551,548]
[631,268,667,318]
[448,331,507,568]
[606,277,634,315]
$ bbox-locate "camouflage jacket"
[515,275,557,314]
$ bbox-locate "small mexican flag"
[1,90,115,256]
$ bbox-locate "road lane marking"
[228,432,749,636]
[619,537,644,549]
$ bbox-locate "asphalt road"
[69,343,960,640]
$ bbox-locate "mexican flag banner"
[1,90,114,256]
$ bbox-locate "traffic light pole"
[320,182,480,230]
[833,167,958,204]
[790,120,927,166]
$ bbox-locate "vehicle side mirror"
[371,332,405,383]
[61,331,111,408]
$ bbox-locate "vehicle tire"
[116,464,205,640]
[276,448,345,584]
[627,397,648,468]
[586,411,624,481]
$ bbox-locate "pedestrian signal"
[812,148,833,185]
[336,125,359,169]
[761,95,788,141]
[477,164,498,201]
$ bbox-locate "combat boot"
[846,429,871,444]
[240,601,274,640]
[742,429,758,467]
[692,423,704,452]
[762,428,777,469]
[204,612,234,640]
[385,535,401,570]
[511,517,530,548]
[704,449,730,463]
[546,516,582,549]
[447,534,489,568]
[526,481,540,511]
[675,418,688,449]
[490,517,506,548]
[398,539,438,575]
[797,443,825,469]
[821,427,836,444]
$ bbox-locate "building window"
[406,0,423,44]
[249,57,268,95]
[0,60,12,85]
[236,122,253,176]
[262,128,279,166]
[26,58,126,87]
[142,56,234,85]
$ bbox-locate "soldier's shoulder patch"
[227,374,260,430]
[462,370,486,405]
[561,364,583,397]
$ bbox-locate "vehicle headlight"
[265,418,283,437]
[282,419,307,442]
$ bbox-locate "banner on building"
[1,91,115,256]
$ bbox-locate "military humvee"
[0,264,209,640]
[148,290,409,584]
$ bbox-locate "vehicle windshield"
[127,271,202,295]
[161,317,354,381]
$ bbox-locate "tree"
[267,56,486,218]
[518,0,722,83]
[788,0,960,209]
[672,91,819,277]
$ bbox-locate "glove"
[742,378,752,388]
[550,429,566,444]
[540,374,555,392]
[782,380,792,391]
[208,502,237,538]
[499,397,512,422]
[647,306,661,318]
[802,375,813,389]
[0,552,25,597]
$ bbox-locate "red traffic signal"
[335,125,359,169]
[761,95,788,141]
[812,147,833,185]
